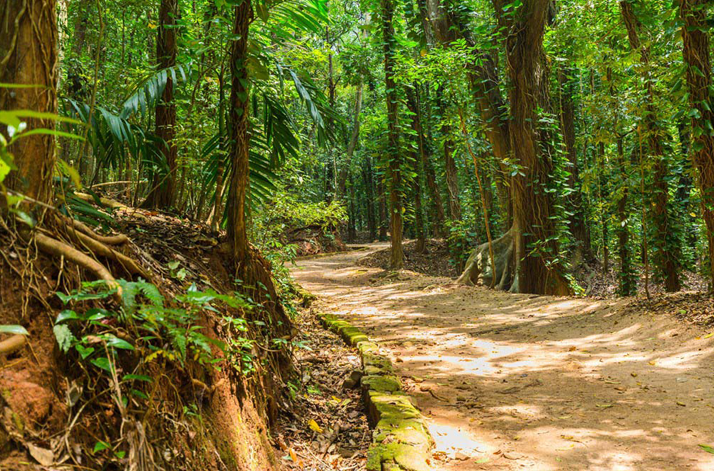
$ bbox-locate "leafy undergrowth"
[358,239,459,278]
[0,207,296,470]
[276,309,371,470]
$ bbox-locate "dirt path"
[292,244,714,471]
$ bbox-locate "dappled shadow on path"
[292,248,714,471]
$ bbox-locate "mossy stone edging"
[317,312,433,471]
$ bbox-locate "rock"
[454,451,470,461]
[342,370,363,390]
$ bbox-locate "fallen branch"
[32,232,122,301]
[0,335,26,356]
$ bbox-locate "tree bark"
[505,0,570,295]
[620,0,681,292]
[1,0,58,204]
[382,0,404,269]
[226,0,252,261]
[143,0,178,209]
[679,0,714,290]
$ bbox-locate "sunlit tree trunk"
[506,0,569,295]
[0,0,58,204]
[381,0,404,269]
[679,0,714,290]
[144,0,178,209]
[620,0,681,292]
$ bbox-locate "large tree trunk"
[143,0,178,209]
[382,0,404,269]
[620,0,681,292]
[558,66,592,262]
[1,0,58,204]
[506,0,570,295]
[679,0,714,290]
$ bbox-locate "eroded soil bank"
[292,244,714,471]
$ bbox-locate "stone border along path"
[317,311,434,471]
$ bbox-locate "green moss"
[362,375,401,393]
[340,326,369,345]
[362,353,393,375]
[367,443,432,471]
[358,341,379,355]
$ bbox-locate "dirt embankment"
[0,209,289,470]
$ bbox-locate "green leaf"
[93,441,111,454]
[53,324,75,353]
[700,444,714,454]
[56,310,80,323]
[0,325,29,336]
[91,356,113,373]
[102,334,134,350]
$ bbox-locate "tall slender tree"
[144,0,178,209]
[620,0,681,291]
[381,0,404,269]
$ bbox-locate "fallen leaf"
[27,443,54,466]
[700,444,714,454]
[308,419,323,434]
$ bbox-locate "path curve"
[292,244,714,471]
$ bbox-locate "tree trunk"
[377,179,388,241]
[226,0,252,261]
[411,85,446,237]
[558,66,592,261]
[143,0,178,209]
[336,82,363,201]
[679,0,714,290]
[363,157,377,240]
[506,0,569,295]
[1,0,58,204]
[620,0,681,292]
[382,0,404,269]
[617,137,636,295]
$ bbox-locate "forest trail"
[292,244,714,471]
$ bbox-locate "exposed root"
[0,334,26,356]
[457,228,516,291]
[73,192,128,211]
[67,217,129,245]
[62,227,149,279]
[31,231,122,301]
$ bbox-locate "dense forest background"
[6,0,711,297]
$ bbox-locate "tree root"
[31,232,123,302]
[73,192,128,211]
[62,227,149,278]
[0,334,26,356]
[67,217,129,245]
